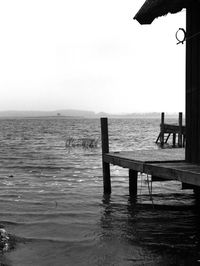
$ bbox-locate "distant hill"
[0,110,183,119]
[0,109,96,118]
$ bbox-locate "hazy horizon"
[0,1,185,113]
[0,108,184,116]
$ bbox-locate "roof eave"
[134,0,190,25]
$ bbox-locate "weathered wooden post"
[101,118,111,194]
[129,169,138,197]
[172,133,176,147]
[178,112,183,147]
[185,4,200,197]
[185,4,200,163]
[160,112,165,146]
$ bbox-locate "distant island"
[0,109,183,119]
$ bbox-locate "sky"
[0,0,186,113]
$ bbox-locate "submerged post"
[129,169,138,197]
[101,118,111,194]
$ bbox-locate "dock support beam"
[129,169,138,197]
[101,118,111,194]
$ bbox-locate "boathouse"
[134,0,200,164]
[101,0,200,196]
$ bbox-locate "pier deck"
[104,148,185,172]
[104,148,200,193]
[101,118,200,195]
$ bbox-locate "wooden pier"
[155,112,185,147]
[100,1,200,198]
[101,117,200,196]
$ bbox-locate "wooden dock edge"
[101,117,200,198]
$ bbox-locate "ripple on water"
[0,118,199,265]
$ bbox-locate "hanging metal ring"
[176,28,186,45]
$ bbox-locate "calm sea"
[0,117,199,266]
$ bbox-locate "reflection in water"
[100,194,200,265]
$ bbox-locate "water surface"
[0,118,199,266]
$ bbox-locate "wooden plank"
[104,149,185,164]
[144,162,200,187]
[163,124,185,134]
[103,153,144,172]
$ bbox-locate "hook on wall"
[176,28,186,44]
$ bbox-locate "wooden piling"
[186,5,200,163]
[101,118,111,194]
[160,112,165,146]
[129,169,138,197]
[178,112,183,147]
[173,133,176,147]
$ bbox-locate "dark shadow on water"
[100,193,200,265]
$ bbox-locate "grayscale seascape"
[0,117,198,266]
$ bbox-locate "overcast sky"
[0,0,185,113]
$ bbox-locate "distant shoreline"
[0,115,84,120]
[0,115,182,120]
[0,109,184,119]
